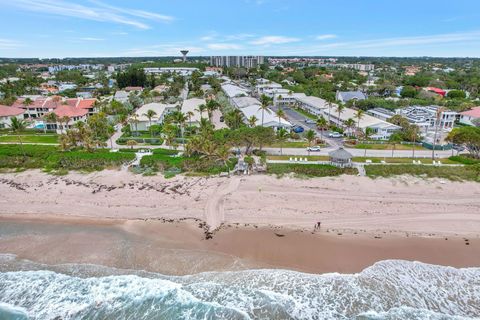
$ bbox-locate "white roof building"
[221,83,249,99]
[231,96,261,109]
[241,105,292,130]
[181,98,207,125]
[133,102,177,130]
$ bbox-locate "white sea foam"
[0,258,478,319]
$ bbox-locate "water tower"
[180,50,189,62]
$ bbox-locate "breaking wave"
[0,256,478,319]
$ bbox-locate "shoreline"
[0,214,478,276]
[1,170,479,275]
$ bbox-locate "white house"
[240,105,292,131]
[294,95,329,117]
[396,106,457,132]
[459,107,480,126]
[321,106,401,140]
[181,98,207,127]
[133,103,177,131]
[0,105,26,129]
[221,83,249,104]
[336,91,367,103]
[254,81,282,97]
[231,96,261,109]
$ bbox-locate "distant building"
[336,91,367,103]
[459,107,480,126]
[144,67,199,76]
[210,56,264,68]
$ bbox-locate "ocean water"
[0,255,478,320]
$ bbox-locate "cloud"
[0,39,23,50]
[316,34,337,40]
[250,35,300,45]
[207,43,243,50]
[78,37,104,41]
[3,0,174,30]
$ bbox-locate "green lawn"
[0,135,59,144]
[267,163,357,177]
[267,155,458,165]
[354,143,426,150]
[365,164,480,182]
[268,155,330,161]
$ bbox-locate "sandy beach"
[0,170,479,275]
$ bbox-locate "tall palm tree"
[9,117,27,160]
[206,99,219,121]
[316,116,328,141]
[275,108,286,129]
[344,118,356,137]
[22,98,33,121]
[172,111,187,147]
[276,128,288,156]
[129,114,139,136]
[354,109,364,137]
[248,115,258,128]
[143,109,157,137]
[60,116,70,133]
[186,111,195,127]
[389,133,403,157]
[259,94,271,126]
[215,145,231,175]
[197,104,207,119]
[336,104,345,129]
[305,129,316,155]
[44,112,58,133]
[363,127,374,157]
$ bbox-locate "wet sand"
[0,215,478,275]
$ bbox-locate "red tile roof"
[53,105,88,118]
[77,98,96,109]
[460,106,480,118]
[0,105,25,117]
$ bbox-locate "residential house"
[181,98,207,127]
[367,108,396,122]
[132,103,177,131]
[459,107,480,126]
[0,105,26,129]
[221,83,249,105]
[240,105,292,131]
[294,95,328,117]
[336,91,367,103]
[396,106,457,133]
[113,90,129,103]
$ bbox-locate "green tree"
[446,126,480,159]
[127,139,138,150]
[248,115,258,128]
[143,109,157,137]
[316,116,328,141]
[388,132,403,157]
[8,117,27,159]
[400,86,418,98]
[276,128,288,155]
[446,90,466,99]
[305,129,316,155]
[259,95,272,126]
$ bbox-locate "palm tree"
[388,133,403,157]
[216,145,231,175]
[316,116,328,141]
[305,129,316,155]
[363,127,374,157]
[44,112,58,132]
[22,97,33,122]
[9,117,27,160]
[143,109,157,137]
[248,115,258,128]
[197,104,207,119]
[129,114,139,136]
[275,108,286,128]
[172,111,187,147]
[206,99,219,121]
[344,118,356,137]
[336,104,345,129]
[276,128,288,155]
[259,94,271,126]
[60,116,70,133]
[354,109,364,137]
[186,111,195,127]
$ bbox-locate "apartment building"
[210,56,265,68]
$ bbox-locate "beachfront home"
[367,108,396,122]
[0,105,26,128]
[132,103,177,131]
[231,96,261,109]
[396,106,457,132]
[181,98,207,127]
[321,106,401,140]
[274,92,305,107]
[459,107,480,126]
[240,104,292,131]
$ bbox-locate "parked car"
[328,132,343,138]
[219,116,224,122]
[304,119,316,124]
[307,146,321,152]
[293,126,305,133]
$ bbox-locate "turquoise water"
[0,255,478,319]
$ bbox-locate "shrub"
[365,164,480,182]
[267,163,357,177]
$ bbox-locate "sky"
[1,0,480,58]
